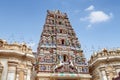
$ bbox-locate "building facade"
[89,48,120,80]
[36,10,91,80]
[0,10,120,80]
[0,39,35,80]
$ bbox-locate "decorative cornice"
[89,48,120,66]
[0,50,35,60]
[0,39,32,54]
[0,39,35,62]
[8,60,18,66]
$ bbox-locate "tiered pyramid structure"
[37,10,88,74]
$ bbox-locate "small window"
[52,20,54,24]
[61,39,64,45]
[59,22,62,25]
[60,29,62,33]
[63,55,67,62]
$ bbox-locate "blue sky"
[0,0,120,60]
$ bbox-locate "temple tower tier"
[37,10,91,80]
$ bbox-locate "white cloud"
[81,5,113,28]
[88,11,112,23]
[85,5,94,11]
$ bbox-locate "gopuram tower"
[36,10,91,80]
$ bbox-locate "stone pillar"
[0,65,3,80]
[16,67,21,80]
[16,68,27,80]
[102,70,108,80]
[17,64,25,80]
[24,69,27,80]
[7,61,17,80]
[100,67,107,80]
[26,67,31,80]
[19,70,24,80]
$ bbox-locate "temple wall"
[89,49,120,80]
[0,39,35,80]
[0,58,34,80]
